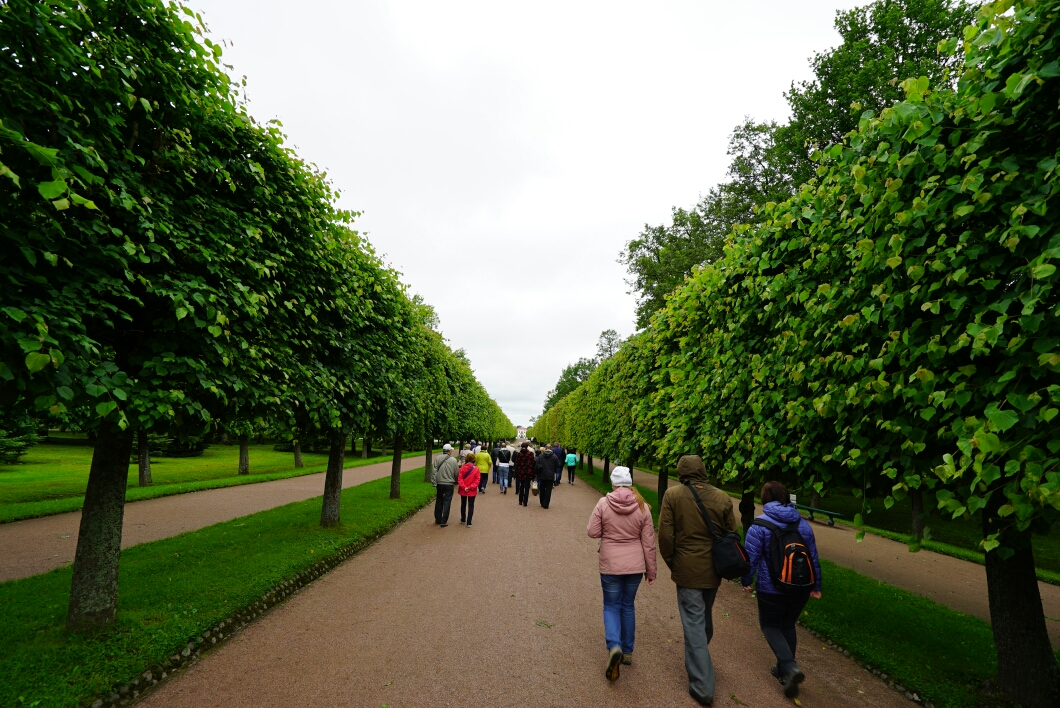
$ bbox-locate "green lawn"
[0,444,428,523]
[0,470,436,708]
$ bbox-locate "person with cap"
[512,441,536,506]
[587,466,657,682]
[534,444,558,509]
[433,445,460,527]
[658,454,738,706]
[431,443,453,486]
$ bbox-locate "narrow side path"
[141,477,905,708]
[0,456,424,582]
[631,469,1060,650]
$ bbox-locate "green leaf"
[95,401,118,417]
[24,352,51,373]
[985,406,1019,432]
[52,198,70,211]
[997,504,1016,517]
[36,180,67,199]
[1032,264,1056,279]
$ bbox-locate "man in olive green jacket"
[658,455,737,706]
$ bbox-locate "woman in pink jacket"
[587,466,658,682]
[457,453,481,527]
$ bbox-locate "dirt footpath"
[141,478,906,708]
[633,470,1060,650]
[0,456,424,582]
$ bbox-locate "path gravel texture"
[142,478,906,708]
[0,456,424,582]
[634,470,1060,650]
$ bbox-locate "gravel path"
[0,456,425,582]
[141,478,906,708]
[634,470,1060,650]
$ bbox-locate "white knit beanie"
[610,466,632,487]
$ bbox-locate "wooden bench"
[793,503,843,527]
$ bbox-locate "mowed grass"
[0,444,428,523]
[578,462,1049,706]
[0,470,436,708]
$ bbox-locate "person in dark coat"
[551,442,565,486]
[512,442,536,506]
[741,481,822,698]
[535,447,557,509]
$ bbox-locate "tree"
[542,357,596,411]
[596,329,624,361]
[776,0,976,186]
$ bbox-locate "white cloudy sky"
[192,0,861,426]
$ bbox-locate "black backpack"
[497,448,512,464]
[683,482,751,580]
[752,518,816,591]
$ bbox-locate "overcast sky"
[193,0,861,426]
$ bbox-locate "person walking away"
[433,446,460,527]
[741,481,822,698]
[551,442,564,486]
[491,441,501,484]
[565,448,578,485]
[475,445,492,494]
[658,455,738,706]
[457,452,481,527]
[431,443,454,486]
[496,442,514,494]
[513,442,535,506]
[587,466,657,681]
[535,445,557,509]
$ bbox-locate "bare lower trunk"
[293,439,304,468]
[381,439,387,457]
[579,452,584,469]
[739,488,756,536]
[424,441,433,483]
[136,429,152,487]
[910,487,925,537]
[390,434,403,499]
[811,489,822,509]
[320,431,346,527]
[603,456,610,477]
[361,437,370,459]
[66,423,134,631]
[238,434,250,475]
[657,465,668,509]
[587,455,593,475]
[983,492,1060,707]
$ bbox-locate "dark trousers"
[677,586,720,702]
[517,479,530,505]
[539,479,554,508]
[434,484,454,524]
[460,495,476,524]
[757,591,811,675]
[567,465,576,483]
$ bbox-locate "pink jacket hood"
[587,488,658,581]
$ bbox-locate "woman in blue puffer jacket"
[741,481,823,698]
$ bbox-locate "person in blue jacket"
[741,481,822,698]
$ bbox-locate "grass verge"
[0,470,436,708]
[0,446,428,523]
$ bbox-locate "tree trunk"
[136,428,152,487]
[983,492,1060,707]
[579,452,584,469]
[657,465,668,509]
[293,439,304,468]
[910,487,925,537]
[390,434,403,499]
[320,430,346,527]
[381,438,387,457]
[66,423,134,632]
[238,433,250,475]
[739,487,756,536]
[424,440,433,483]
[361,437,370,459]
[587,455,593,475]
[811,488,822,509]
[603,456,611,477]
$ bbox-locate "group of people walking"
[587,454,822,704]
[430,440,578,526]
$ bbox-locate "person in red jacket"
[457,452,481,527]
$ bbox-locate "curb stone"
[84,496,433,708]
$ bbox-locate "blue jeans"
[498,466,510,489]
[601,573,641,653]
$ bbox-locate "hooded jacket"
[587,488,658,580]
[457,462,481,497]
[535,449,557,481]
[741,501,822,593]
[435,454,460,486]
[658,455,737,589]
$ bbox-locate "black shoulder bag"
[683,481,751,580]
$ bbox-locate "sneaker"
[440,523,448,527]
[622,653,632,665]
[466,522,473,527]
[605,647,622,681]
[781,668,805,698]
